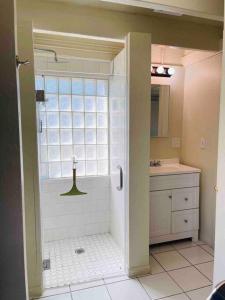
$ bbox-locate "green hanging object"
[61,158,87,196]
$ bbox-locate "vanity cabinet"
[150,173,200,244]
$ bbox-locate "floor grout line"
[152,253,191,272]
[177,246,214,261]
[145,250,188,297]
[192,264,213,283]
[151,249,191,273]
[194,260,214,267]
[155,292,188,300]
[149,242,214,298]
[198,244,214,256]
[176,249,213,284]
[184,284,213,300]
[104,284,113,300]
[35,291,72,299]
[184,292,192,300]
[134,278,152,300]
[166,269,186,293]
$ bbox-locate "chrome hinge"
[16,55,30,69]
[43,259,51,271]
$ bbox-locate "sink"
[150,163,201,176]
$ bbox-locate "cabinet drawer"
[172,209,199,234]
[150,173,200,191]
[172,187,199,211]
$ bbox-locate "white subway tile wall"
[36,75,109,178]
[40,177,110,242]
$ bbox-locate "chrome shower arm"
[34,48,58,62]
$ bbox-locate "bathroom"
[148,44,220,292]
[13,0,225,297]
[33,26,221,293]
[149,45,220,248]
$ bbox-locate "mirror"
[151,84,170,137]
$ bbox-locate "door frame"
[16,18,42,298]
[18,26,151,297]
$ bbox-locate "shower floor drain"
[75,248,85,255]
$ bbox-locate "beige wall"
[17,0,222,51]
[214,28,225,286]
[181,53,222,246]
[150,67,184,159]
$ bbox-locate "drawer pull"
[169,195,172,199]
[185,198,188,201]
[184,219,188,223]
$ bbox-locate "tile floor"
[38,239,214,300]
[43,233,125,289]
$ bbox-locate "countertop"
[150,163,201,176]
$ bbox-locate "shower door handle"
[39,120,43,133]
[117,165,123,191]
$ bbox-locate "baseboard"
[127,264,151,277]
[29,285,42,299]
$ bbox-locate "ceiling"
[33,30,214,65]
[34,30,124,61]
[44,0,223,25]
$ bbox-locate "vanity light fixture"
[151,66,175,77]
[151,46,176,77]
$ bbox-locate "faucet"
[150,160,161,167]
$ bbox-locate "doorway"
[17,21,151,296]
[34,32,128,289]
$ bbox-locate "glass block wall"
[35,75,109,179]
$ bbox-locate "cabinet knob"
[168,195,172,199]
[184,219,188,223]
[185,197,188,201]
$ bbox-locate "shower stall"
[28,30,151,294]
[34,38,128,289]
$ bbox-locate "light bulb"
[156,65,164,74]
[168,67,175,76]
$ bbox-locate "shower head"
[35,48,58,62]
[34,48,69,63]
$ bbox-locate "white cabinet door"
[150,190,172,237]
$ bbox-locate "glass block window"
[36,75,109,178]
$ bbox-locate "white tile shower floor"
[43,233,125,289]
